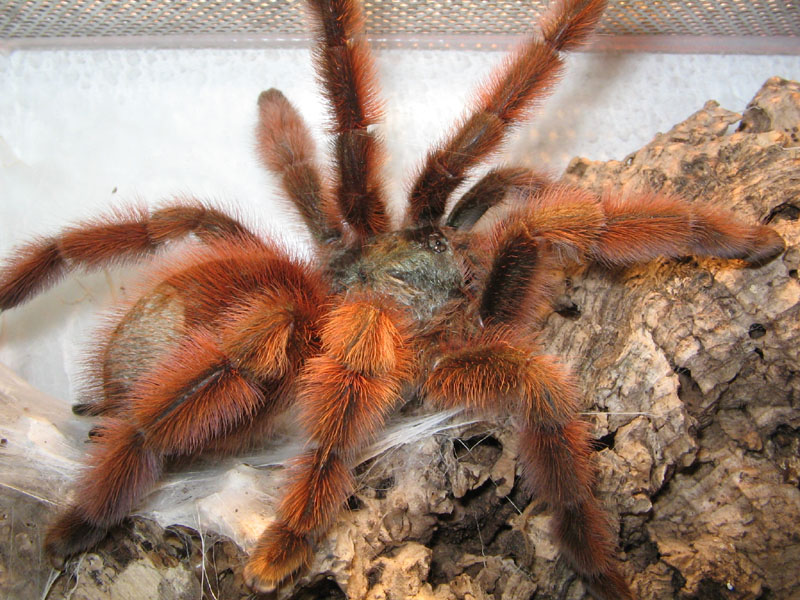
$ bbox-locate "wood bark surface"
[1,77,798,600]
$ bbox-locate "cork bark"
[2,77,798,600]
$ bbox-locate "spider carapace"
[0,0,785,598]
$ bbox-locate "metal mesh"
[1,0,798,42]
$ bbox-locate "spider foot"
[244,522,314,594]
[586,566,634,600]
[44,506,109,569]
[744,226,785,267]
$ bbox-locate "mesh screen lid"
[1,0,799,53]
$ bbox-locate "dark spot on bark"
[566,159,587,177]
[738,106,772,133]
[289,577,347,600]
[690,577,735,600]
[453,434,502,465]
[373,476,395,500]
[766,202,800,222]
[555,300,581,320]
[366,562,384,589]
[346,494,364,510]
[594,430,616,451]
[670,567,687,593]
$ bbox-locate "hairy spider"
[0,0,785,598]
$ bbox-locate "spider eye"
[427,231,448,253]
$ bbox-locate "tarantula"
[0,0,785,598]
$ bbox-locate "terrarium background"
[1,0,799,46]
[1,2,800,599]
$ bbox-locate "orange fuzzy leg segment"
[300,298,412,451]
[255,89,340,242]
[0,237,66,310]
[148,200,262,245]
[690,204,785,266]
[320,301,410,375]
[307,0,389,238]
[45,420,162,566]
[333,130,390,237]
[57,206,157,267]
[0,207,157,311]
[517,421,593,505]
[278,448,354,533]
[591,193,785,267]
[133,331,268,456]
[425,332,630,599]
[299,355,404,453]
[78,421,162,524]
[0,203,261,311]
[221,290,322,381]
[475,39,563,127]
[424,334,577,425]
[519,185,606,261]
[540,0,608,52]
[244,522,315,594]
[246,298,411,593]
[519,421,632,600]
[590,193,694,266]
[480,222,560,325]
[308,0,382,133]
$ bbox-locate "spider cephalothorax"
[326,226,476,321]
[0,1,786,599]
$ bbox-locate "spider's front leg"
[0,200,261,310]
[423,330,632,600]
[244,295,413,593]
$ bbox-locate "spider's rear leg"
[0,200,261,311]
[244,296,413,593]
[423,331,632,600]
[46,276,325,566]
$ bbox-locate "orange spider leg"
[407,0,606,225]
[244,296,413,592]
[513,185,785,267]
[307,0,389,239]
[423,330,632,600]
[479,230,560,327]
[445,166,551,230]
[474,184,604,326]
[46,330,266,566]
[477,184,784,325]
[256,88,341,243]
[46,274,324,566]
[591,192,785,267]
[0,200,261,310]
